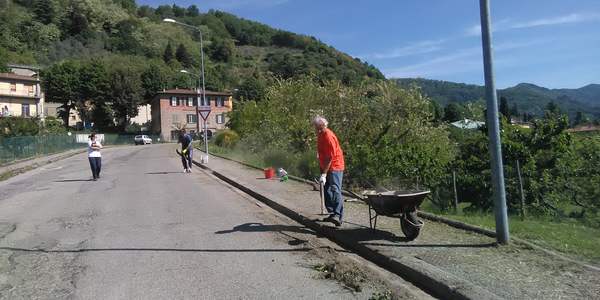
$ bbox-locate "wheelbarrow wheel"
[400,213,422,241]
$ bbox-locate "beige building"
[131,104,152,127]
[0,72,44,118]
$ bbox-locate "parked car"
[134,135,153,145]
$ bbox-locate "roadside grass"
[204,142,600,264]
[422,201,600,264]
[0,165,35,182]
[202,142,265,169]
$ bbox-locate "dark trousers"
[88,157,101,179]
[324,171,344,220]
[181,148,193,169]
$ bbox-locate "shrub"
[214,129,240,149]
[263,149,296,171]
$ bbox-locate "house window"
[10,83,16,92]
[199,96,208,106]
[216,96,224,107]
[28,85,34,95]
[187,97,193,107]
[170,96,177,106]
[216,114,224,124]
[22,104,30,117]
[172,114,179,124]
[187,114,197,124]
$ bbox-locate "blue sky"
[138,0,600,89]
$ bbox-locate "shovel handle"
[319,181,325,214]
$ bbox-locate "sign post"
[199,107,211,163]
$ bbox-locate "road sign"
[199,107,211,121]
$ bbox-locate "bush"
[214,129,240,149]
[0,117,40,137]
[263,149,296,171]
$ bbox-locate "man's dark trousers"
[324,171,344,220]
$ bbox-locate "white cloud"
[510,13,600,29]
[357,39,445,60]
[202,0,289,10]
[465,12,600,36]
[384,39,547,78]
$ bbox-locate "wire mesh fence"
[0,133,163,165]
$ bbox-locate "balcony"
[0,89,39,98]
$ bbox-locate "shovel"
[319,181,326,215]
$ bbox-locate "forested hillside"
[0,0,383,129]
[395,78,600,120]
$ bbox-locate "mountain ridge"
[394,78,600,118]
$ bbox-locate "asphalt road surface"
[0,144,378,299]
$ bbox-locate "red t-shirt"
[317,128,345,172]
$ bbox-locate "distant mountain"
[394,78,600,118]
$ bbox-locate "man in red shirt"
[314,116,345,226]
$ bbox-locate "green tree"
[443,103,462,122]
[186,5,200,17]
[141,63,168,102]
[175,43,192,67]
[78,59,111,128]
[172,4,185,17]
[499,96,510,120]
[510,103,519,120]
[42,61,80,127]
[110,68,142,130]
[0,49,8,72]
[163,42,174,63]
[235,75,266,101]
[209,38,235,62]
[33,0,55,24]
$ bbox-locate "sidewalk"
[0,148,85,180]
[196,154,600,300]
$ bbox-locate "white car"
[134,135,153,145]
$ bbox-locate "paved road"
[0,144,374,299]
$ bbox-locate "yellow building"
[0,72,44,118]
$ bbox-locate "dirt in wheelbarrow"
[338,201,600,299]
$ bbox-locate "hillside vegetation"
[395,78,600,121]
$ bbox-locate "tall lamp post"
[180,69,201,135]
[163,18,209,163]
[479,0,509,244]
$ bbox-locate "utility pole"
[479,0,509,244]
[165,18,210,163]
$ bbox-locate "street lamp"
[164,18,209,163]
[180,69,201,134]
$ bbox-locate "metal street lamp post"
[479,0,509,244]
[180,69,201,135]
[164,18,209,163]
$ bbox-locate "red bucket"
[264,167,275,179]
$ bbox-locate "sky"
[138,0,600,89]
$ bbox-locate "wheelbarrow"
[357,190,430,241]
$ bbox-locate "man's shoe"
[322,215,335,223]
[331,218,342,227]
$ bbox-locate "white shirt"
[88,140,102,158]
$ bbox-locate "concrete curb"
[192,157,501,300]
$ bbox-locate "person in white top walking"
[87,133,103,181]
